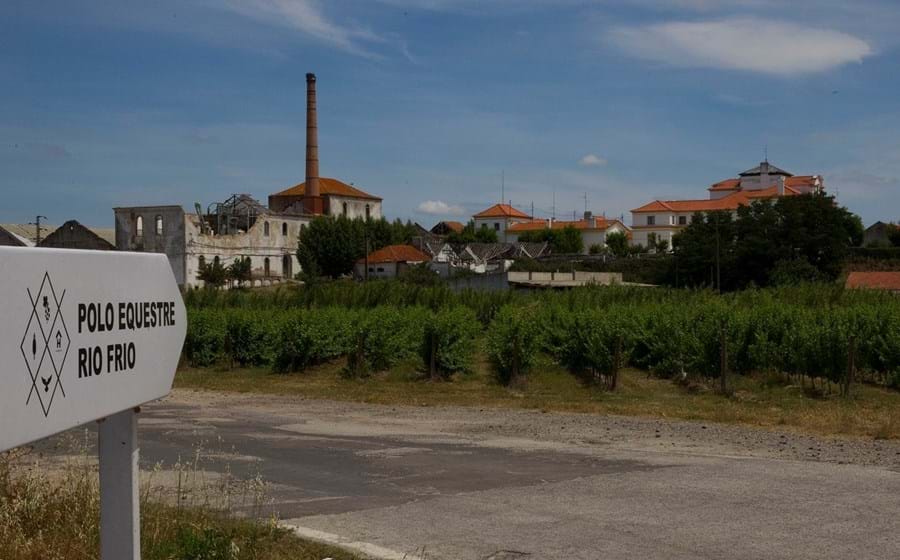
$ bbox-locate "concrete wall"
[446,271,510,292]
[329,195,382,220]
[184,214,307,289]
[115,206,187,286]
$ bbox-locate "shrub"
[486,305,541,385]
[560,311,630,387]
[185,310,226,367]
[421,306,479,378]
[224,310,277,367]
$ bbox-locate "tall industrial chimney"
[304,72,324,215]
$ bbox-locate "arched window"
[264,221,270,236]
[342,202,348,216]
[264,257,270,277]
[155,215,163,235]
[198,255,205,269]
[136,216,144,238]
[282,222,288,236]
[365,204,370,220]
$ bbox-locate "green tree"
[446,221,498,244]
[197,258,228,288]
[605,231,629,257]
[518,226,583,254]
[226,256,252,285]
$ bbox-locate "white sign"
[0,247,186,453]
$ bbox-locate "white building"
[630,161,824,250]
[354,244,431,279]
[114,196,308,289]
[506,212,629,254]
[472,204,532,241]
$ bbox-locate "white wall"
[184,214,308,289]
[330,196,382,220]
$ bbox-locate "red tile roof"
[272,177,382,200]
[473,204,530,219]
[358,244,431,264]
[846,272,900,291]
[632,185,802,214]
[440,221,464,233]
[508,218,623,232]
[708,179,741,192]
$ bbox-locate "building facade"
[506,212,629,254]
[472,204,532,241]
[114,198,307,289]
[355,244,431,279]
[630,161,824,250]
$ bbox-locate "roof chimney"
[760,160,770,190]
[304,73,323,215]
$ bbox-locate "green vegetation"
[517,225,584,254]
[184,283,900,393]
[296,215,419,278]
[673,193,864,290]
[0,452,358,560]
[446,220,499,244]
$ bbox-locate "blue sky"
[2,0,899,228]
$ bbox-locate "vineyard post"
[611,335,622,392]
[844,335,856,398]
[719,323,728,395]
[429,330,438,380]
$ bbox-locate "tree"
[889,224,900,247]
[197,258,228,288]
[605,231,629,257]
[673,193,862,290]
[446,221,498,244]
[647,233,669,254]
[518,226,583,254]
[297,216,420,278]
[227,256,252,286]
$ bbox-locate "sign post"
[0,247,186,560]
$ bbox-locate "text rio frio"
[76,301,177,378]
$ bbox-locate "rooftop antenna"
[29,215,48,245]
[584,192,588,214]
[764,144,768,163]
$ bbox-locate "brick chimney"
[304,73,324,215]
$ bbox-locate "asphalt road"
[37,390,900,560]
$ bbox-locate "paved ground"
[31,389,900,560]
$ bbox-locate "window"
[669,216,676,225]
[136,216,144,238]
[282,222,288,236]
[377,267,384,273]
[342,202,348,216]
[213,256,220,266]
[264,257,270,277]
[678,215,687,225]
[299,224,306,236]
[365,204,370,220]
[264,221,270,236]
[198,255,205,269]
[494,222,500,231]
[647,216,655,226]
[155,215,163,235]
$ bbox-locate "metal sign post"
[0,247,186,560]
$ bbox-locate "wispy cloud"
[219,0,385,58]
[417,200,466,216]
[609,17,872,75]
[579,153,607,167]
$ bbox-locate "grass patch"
[176,354,900,440]
[0,449,359,560]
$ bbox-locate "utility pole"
[29,215,48,246]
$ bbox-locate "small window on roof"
[155,215,163,235]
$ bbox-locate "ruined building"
[114,73,383,289]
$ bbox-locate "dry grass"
[0,445,359,560]
[176,355,900,440]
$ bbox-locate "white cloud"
[220,0,384,58]
[417,200,466,215]
[579,154,607,167]
[609,17,872,75]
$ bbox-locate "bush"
[347,307,431,375]
[421,307,480,378]
[486,305,541,384]
[560,311,630,387]
[225,310,277,367]
[272,309,356,373]
[185,310,226,367]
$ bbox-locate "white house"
[630,161,824,250]
[355,244,431,279]
[472,204,532,241]
[506,212,630,254]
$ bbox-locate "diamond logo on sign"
[19,272,69,417]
